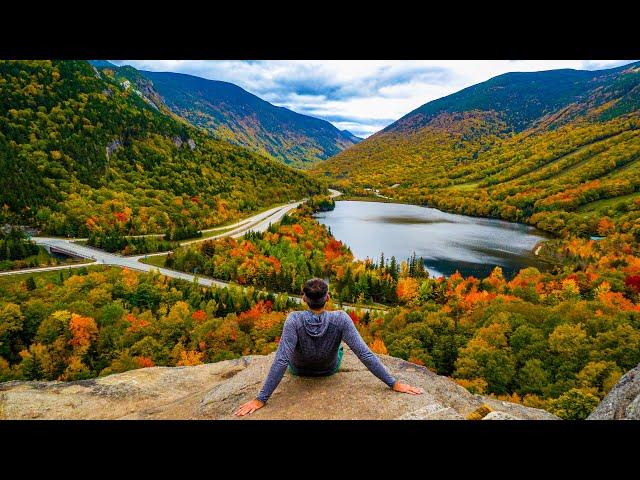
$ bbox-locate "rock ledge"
[0,347,558,420]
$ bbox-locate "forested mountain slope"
[0,60,324,237]
[315,62,640,238]
[92,63,360,168]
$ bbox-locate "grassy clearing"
[577,191,640,212]
[197,226,237,240]
[445,182,480,191]
[139,254,168,268]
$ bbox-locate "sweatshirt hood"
[303,310,329,337]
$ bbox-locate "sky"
[112,60,637,138]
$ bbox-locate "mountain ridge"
[92,63,360,167]
[383,61,640,135]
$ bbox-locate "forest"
[0,182,638,420]
[0,266,301,382]
[1,217,639,419]
[0,60,324,238]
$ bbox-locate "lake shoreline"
[318,200,552,279]
[335,197,556,257]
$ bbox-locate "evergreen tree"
[389,256,398,280]
[408,252,417,276]
[26,276,36,291]
[415,256,427,278]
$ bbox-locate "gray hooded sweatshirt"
[256,309,397,403]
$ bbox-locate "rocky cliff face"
[588,362,640,420]
[0,347,557,420]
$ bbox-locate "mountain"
[0,347,558,419]
[340,129,362,143]
[386,62,640,134]
[315,62,640,237]
[95,65,360,168]
[0,60,324,237]
[89,60,118,69]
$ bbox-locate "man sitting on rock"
[234,277,423,416]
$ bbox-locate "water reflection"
[315,201,550,279]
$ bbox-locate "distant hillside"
[387,62,640,134]
[95,65,360,168]
[315,62,640,238]
[0,60,324,237]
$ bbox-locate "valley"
[1,60,640,420]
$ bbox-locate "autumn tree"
[548,388,600,420]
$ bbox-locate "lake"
[314,201,550,279]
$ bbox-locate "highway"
[0,189,384,313]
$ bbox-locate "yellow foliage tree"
[177,350,204,367]
[396,277,419,304]
[370,338,388,355]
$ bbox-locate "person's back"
[285,309,346,376]
[234,278,423,416]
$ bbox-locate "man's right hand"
[392,381,424,395]
[234,399,265,416]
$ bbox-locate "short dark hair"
[302,278,329,309]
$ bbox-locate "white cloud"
[111,60,637,138]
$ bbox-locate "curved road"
[9,197,309,286]
[0,189,382,313]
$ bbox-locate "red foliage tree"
[625,275,640,293]
[348,311,360,325]
[136,356,154,368]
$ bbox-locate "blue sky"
[112,60,636,138]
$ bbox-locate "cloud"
[111,60,637,137]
